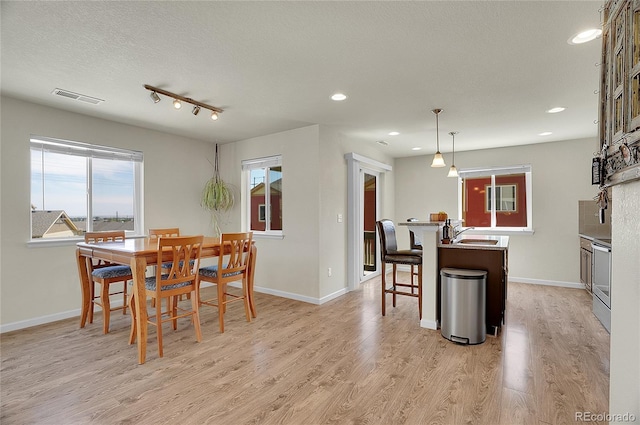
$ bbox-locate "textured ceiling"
[1,1,603,157]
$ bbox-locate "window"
[486,184,517,212]
[242,155,283,235]
[458,165,532,231]
[30,136,143,240]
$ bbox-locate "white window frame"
[486,184,517,212]
[28,136,144,245]
[457,164,533,234]
[242,155,283,239]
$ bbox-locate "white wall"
[0,96,215,327]
[317,126,395,299]
[225,125,322,300]
[224,124,394,302]
[394,137,599,284]
[0,96,396,327]
[609,179,640,422]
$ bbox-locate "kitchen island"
[398,221,445,330]
[399,221,509,334]
[438,235,509,335]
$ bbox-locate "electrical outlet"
[328,267,332,277]
[337,214,343,223]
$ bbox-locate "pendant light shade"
[447,131,459,177]
[431,152,446,167]
[431,108,446,168]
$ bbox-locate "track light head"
[211,111,219,121]
[192,105,201,116]
[150,91,161,103]
[173,99,182,109]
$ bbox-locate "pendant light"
[431,108,446,167]
[447,131,459,177]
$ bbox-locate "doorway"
[345,153,392,291]
[363,172,377,276]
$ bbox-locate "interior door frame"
[345,153,392,291]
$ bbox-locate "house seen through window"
[459,165,532,231]
[242,155,283,234]
[30,136,143,239]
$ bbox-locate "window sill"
[252,231,284,240]
[462,228,534,236]
[27,234,146,248]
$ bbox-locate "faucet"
[452,225,475,240]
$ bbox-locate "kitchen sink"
[455,239,499,245]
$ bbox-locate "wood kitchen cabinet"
[580,237,593,293]
[438,247,508,335]
[599,0,640,186]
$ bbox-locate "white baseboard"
[251,285,347,305]
[0,309,83,334]
[420,319,438,330]
[509,277,584,290]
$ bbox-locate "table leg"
[130,257,148,364]
[248,245,257,318]
[76,248,91,328]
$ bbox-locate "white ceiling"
[1,1,603,158]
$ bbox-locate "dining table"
[76,236,257,364]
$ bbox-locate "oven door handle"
[591,244,611,253]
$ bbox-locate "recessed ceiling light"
[331,93,347,101]
[568,28,602,45]
[412,147,422,151]
[388,131,400,136]
[538,131,553,136]
[376,140,388,146]
[546,107,566,114]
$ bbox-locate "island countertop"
[439,235,509,251]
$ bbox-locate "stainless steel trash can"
[440,268,487,345]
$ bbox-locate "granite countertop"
[399,221,444,227]
[579,233,612,248]
[438,235,509,251]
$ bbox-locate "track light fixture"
[144,84,223,121]
[150,91,161,103]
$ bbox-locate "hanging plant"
[201,144,235,235]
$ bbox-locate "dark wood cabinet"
[580,237,593,293]
[599,0,640,186]
[438,247,508,335]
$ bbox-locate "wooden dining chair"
[149,227,180,239]
[198,232,253,333]
[84,231,132,334]
[149,228,188,303]
[376,220,423,319]
[128,235,203,358]
[149,228,180,271]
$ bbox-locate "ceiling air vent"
[51,88,104,105]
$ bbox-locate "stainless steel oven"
[592,242,611,333]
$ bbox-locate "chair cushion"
[384,254,422,265]
[388,249,422,257]
[92,265,132,279]
[199,265,243,279]
[140,275,194,291]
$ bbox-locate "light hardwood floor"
[1,275,610,425]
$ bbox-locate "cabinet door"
[586,250,593,292]
[630,1,640,130]
[580,249,587,285]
